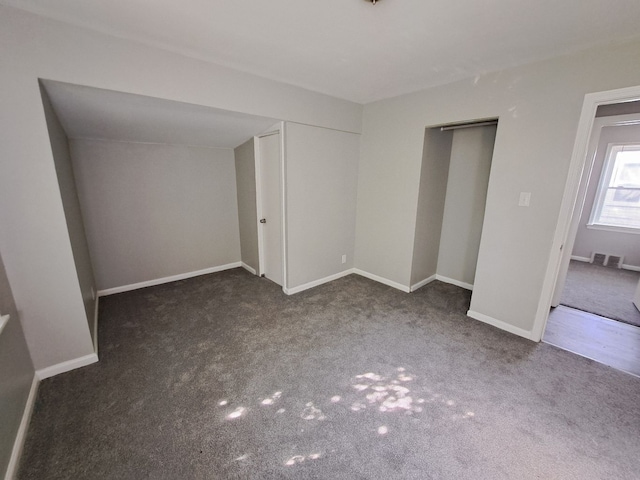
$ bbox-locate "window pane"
[593,147,640,229]
[611,151,640,188]
[599,188,640,228]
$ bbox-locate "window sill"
[586,224,640,235]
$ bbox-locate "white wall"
[410,128,452,286]
[0,6,362,370]
[71,139,241,290]
[234,138,259,273]
[356,36,640,337]
[41,86,98,346]
[285,123,360,289]
[572,123,640,267]
[437,126,496,286]
[0,251,34,478]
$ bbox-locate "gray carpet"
[561,260,640,327]
[18,269,640,479]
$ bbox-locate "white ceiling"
[42,80,278,148]
[7,0,640,103]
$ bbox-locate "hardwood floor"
[543,305,640,377]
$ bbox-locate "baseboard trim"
[352,269,410,293]
[467,310,533,340]
[571,255,640,271]
[283,269,354,295]
[36,353,99,380]
[622,264,640,272]
[97,262,242,296]
[436,275,474,291]
[410,275,436,292]
[92,297,99,355]
[241,262,257,275]
[570,255,591,263]
[4,374,39,480]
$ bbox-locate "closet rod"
[440,120,498,131]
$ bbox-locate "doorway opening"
[535,87,640,376]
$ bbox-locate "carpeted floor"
[560,260,640,327]
[18,269,640,479]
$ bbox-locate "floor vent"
[590,252,623,268]
[607,255,623,269]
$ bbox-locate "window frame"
[587,142,640,234]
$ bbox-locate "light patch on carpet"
[285,453,323,466]
[227,407,246,420]
[260,391,282,406]
[350,369,423,415]
[301,402,326,421]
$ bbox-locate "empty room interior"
[1,1,640,479]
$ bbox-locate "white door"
[258,132,283,286]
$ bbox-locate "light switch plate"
[519,192,531,207]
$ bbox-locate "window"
[589,143,640,231]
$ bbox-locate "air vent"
[591,253,607,266]
[607,255,623,269]
[590,252,623,268]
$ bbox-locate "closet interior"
[411,119,498,292]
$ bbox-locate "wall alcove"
[410,119,498,294]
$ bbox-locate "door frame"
[254,122,288,290]
[531,84,640,342]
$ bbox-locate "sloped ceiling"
[42,80,278,148]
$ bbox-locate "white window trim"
[587,142,640,231]
[586,223,640,235]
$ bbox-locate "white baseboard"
[5,374,39,480]
[283,269,354,295]
[622,264,640,272]
[92,296,99,355]
[97,262,242,296]
[241,262,257,275]
[352,269,411,293]
[36,353,99,380]
[570,255,591,263]
[436,275,474,291]
[467,310,533,340]
[571,255,640,271]
[410,274,436,292]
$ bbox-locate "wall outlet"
[341,254,347,264]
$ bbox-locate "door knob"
[260,218,266,224]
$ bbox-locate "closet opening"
[410,118,499,298]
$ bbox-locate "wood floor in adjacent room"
[544,305,640,378]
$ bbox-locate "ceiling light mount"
[368,0,379,4]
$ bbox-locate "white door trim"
[279,122,288,291]
[531,84,640,342]
[255,123,287,288]
[254,135,265,277]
